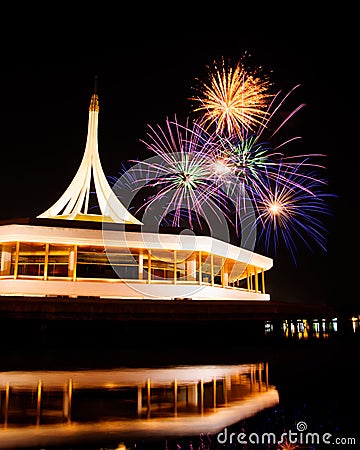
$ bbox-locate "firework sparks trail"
[246,161,334,263]
[210,132,281,213]
[124,116,246,230]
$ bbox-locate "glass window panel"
[176,250,198,282]
[17,243,46,277]
[48,244,71,277]
[201,253,211,283]
[0,243,14,276]
[150,249,174,263]
[213,255,223,285]
[77,246,139,279]
[150,258,174,281]
[106,249,139,280]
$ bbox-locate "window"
[47,245,71,277]
[15,243,46,277]
[77,246,139,280]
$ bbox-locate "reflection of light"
[115,443,127,450]
[266,318,339,340]
[296,319,308,340]
[351,316,358,333]
[0,364,279,449]
[264,320,273,335]
[290,322,295,335]
[278,438,299,450]
[322,318,326,332]
[312,320,320,338]
[331,317,337,332]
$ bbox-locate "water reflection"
[351,315,360,333]
[0,363,278,449]
[264,317,340,339]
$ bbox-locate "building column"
[213,378,217,409]
[174,379,178,416]
[199,378,204,414]
[173,250,177,285]
[186,255,197,282]
[44,244,49,281]
[198,251,202,285]
[222,258,228,287]
[138,250,144,280]
[246,268,250,291]
[146,378,151,418]
[210,254,214,286]
[147,251,151,284]
[13,242,20,279]
[68,245,77,280]
[254,267,258,292]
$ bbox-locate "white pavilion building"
[0,89,273,301]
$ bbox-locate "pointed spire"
[90,76,99,112]
[37,85,142,225]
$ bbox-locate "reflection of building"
[0,364,279,447]
[0,90,272,301]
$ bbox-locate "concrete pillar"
[68,246,77,280]
[138,250,144,280]
[186,257,197,282]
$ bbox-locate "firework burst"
[190,55,274,138]
[249,161,333,263]
[124,116,235,229]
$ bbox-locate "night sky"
[0,22,355,310]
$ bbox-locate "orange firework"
[190,56,274,138]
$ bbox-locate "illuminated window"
[213,255,223,285]
[105,248,139,280]
[176,250,199,282]
[149,250,175,282]
[77,246,116,279]
[200,253,211,284]
[76,246,140,280]
[0,243,13,276]
[47,245,72,278]
[15,243,46,277]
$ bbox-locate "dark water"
[0,318,359,450]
